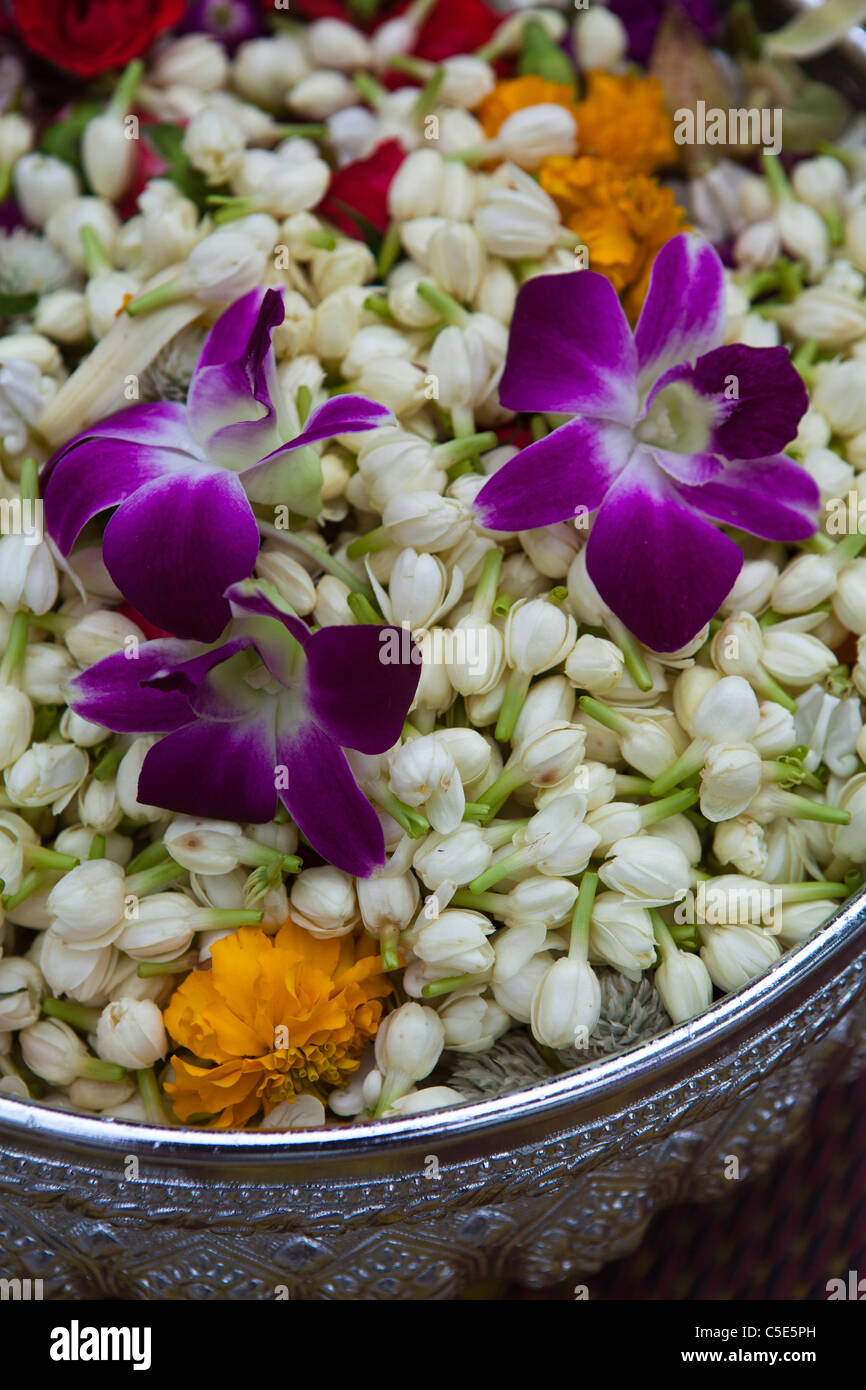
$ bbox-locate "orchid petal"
[187,288,286,471]
[276,721,385,877]
[285,394,393,449]
[634,234,725,391]
[102,471,260,642]
[676,453,820,541]
[586,450,743,651]
[68,639,196,733]
[474,417,635,531]
[44,439,202,556]
[225,580,312,650]
[138,711,279,823]
[305,624,421,754]
[498,271,638,423]
[646,447,726,486]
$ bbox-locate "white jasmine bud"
[13,153,80,227]
[474,162,563,258]
[775,899,837,946]
[492,948,554,1023]
[599,835,691,906]
[150,34,228,91]
[786,286,866,346]
[82,112,136,203]
[357,428,447,510]
[34,289,89,344]
[289,70,356,120]
[374,1001,445,1111]
[427,221,486,302]
[233,36,309,108]
[498,875,578,929]
[21,644,76,705]
[487,105,577,169]
[833,558,866,633]
[512,720,586,789]
[475,259,517,322]
[0,957,42,1028]
[752,701,797,757]
[183,230,267,303]
[654,939,714,1023]
[67,1076,136,1112]
[5,742,88,813]
[20,1018,94,1084]
[65,609,145,667]
[388,149,445,222]
[573,5,627,69]
[713,815,768,876]
[721,559,778,615]
[254,548,316,615]
[45,196,119,271]
[565,634,624,695]
[0,686,33,770]
[286,865,356,938]
[311,241,376,298]
[777,200,829,276]
[813,360,866,435]
[96,997,166,1069]
[48,859,126,947]
[389,549,460,629]
[699,922,781,991]
[413,824,492,891]
[589,892,655,972]
[182,105,245,185]
[437,989,508,1052]
[411,907,493,966]
[512,675,575,744]
[114,894,199,962]
[0,533,57,615]
[531,955,600,1048]
[792,156,848,210]
[389,734,464,833]
[504,597,576,673]
[307,17,373,68]
[771,552,838,614]
[40,932,116,1006]
[358,870,420,940]
[700,743,763,822]
[760,625,836,686]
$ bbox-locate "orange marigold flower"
[477,74,580,136]
[574,72,677,176]
[163,921,392,1128]
[539,155,688,322]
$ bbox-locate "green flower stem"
[791,337,819,382]
[416,280,469,327]
[472,762,526,819]
[110,58,144,118]
[494,668,532,743]
[211,198,260,225]
[80,225,111,278]
[24,611,69,635]
[205,908,265,927]
[762,758,823,790]
[377,221,403,278]
[463,801,494,823]
[752,666,798,713]
[346,525,389,560]
[450,888,506,915]
[79,1057,129,1083]
[577,695,631,735]
[433,431,497,468]
[471,545,503,620]
[137,1066,172,1125]
[125,277,185,316]
[269,122,326,138]
[762,151,792,202]
[375,789,430,838]
[137,951,198,978]
[492,591,516,617]
[93,743,125,781]
[469,845,535,893]
[650,739,710,797]
[546,586,567,606]
[2,868,48,911]
[19,455,39,506]
[421,970,492,999]
[235,839,300,873]
[354,70,388,108]
[443,143,493,166]
[568,870,598,962]
[296,384,312,426]
[125,859,181,896]
[803,532,836,555]
[346,592,384,624]
[0,611,30,687]
[769,791,849,824]
[605,615,653,692]
[258,523,375,601]
[412,67,445,118]
[614,774,654,795]
[832,530,866,566]
[42,996,101,1032]
[125,840,167,875]
[88,834,106,861]
[21,845,79,871]
[450,404,475,438]
[779,880,848,902]
[650,908,677,959]
[639,787,699,827]
[306,229,337,251]
[363,295,395,321]
[388,54,433,78]
[378,925,400,972]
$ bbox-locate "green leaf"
[517,19,577,88]
[38,100,102,174]
[143,124,213,212]
[324,196,384,253]
[765,0,866,58]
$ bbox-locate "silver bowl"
[4,2,866,1303]
[1,890,865,1299]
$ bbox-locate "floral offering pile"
[1,0,866,1129]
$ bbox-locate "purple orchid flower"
[474,233,816,653]
[605,0,720,64]
[176,0,263,49]
[67,583,420,877]
[42,287,391,643]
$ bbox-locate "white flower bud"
[45,196,119,271]
[573,5,627,69]
[114,894,198,962]
[654,945,713,1023]
[389,549,457,629]
[163,818,243,874]
[96,997,166,1069]
[776,899,837,946]
[514,720,586,788]
[498,875,578,928]
[182,105,245,186]
[699,743,763,822]
[833,558,866,632]
[0,533,57,615]
[254,548,316,615]
[20,1018,92,1084]
[427,222,486,302]
[68,1076,136,1112]
[599,835,691,905]
[504,597,576,673]
[813,360,866,435]
[389,734,464,833]
[531,956,600,1048]
[389,149,445,221]
[0,957,42,1028]
[734,218,780,270]
[565,634,624,695]
[78,776,122,834]
[786,286,866,346]
[115,737,164,822]
[289,865,357,937]
[311,241,376,298]
[0,686,33,770]
[777,200,829,276]
[846,202,866,273]
[34,289,89,344]
[383,1086,464,1116]
[82,112,136,202]
[47,859,126,946]
[289,70,356,120]
[712,815,768,876]
[233,36,310,108]
[65,609,145,666]
[699,922,781,992]
[475,259,517,322]
[411,908,493,969]
[185,231,267,303]
[517,794,599,874]
[771,552,837,614]
[792,156,848,211]
[512,674,574,744]
[358,870,419,936]
[437,989,508,1052]
[760,626,836,686]
[492,948,553,1023]
[492,105,577,168]
[618,713,682,780]
[5,742,88,813]
[307,17,373,68]
[40,932,116,1006]
[721,558,778,615]
[752,701,797,758]
[589,892,655,972]
[357,429,446,510]
[374,1001,444,1088]
[150,34,229,91]
[13,154,80,227]
[413,824,491,891]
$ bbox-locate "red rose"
[10,0,186,78]
[317,138,405,239]
[279,0,500,58]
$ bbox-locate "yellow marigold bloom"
[477,74,580,136]
[539,155,688,322]
[574,72,677,176]
[163,921,392,1128]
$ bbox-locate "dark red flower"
[116,603,171,643]
[272,0,500,59]
[317,138,405,238]
[10,0,186,78]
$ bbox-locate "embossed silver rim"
[0,887,863,1161]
